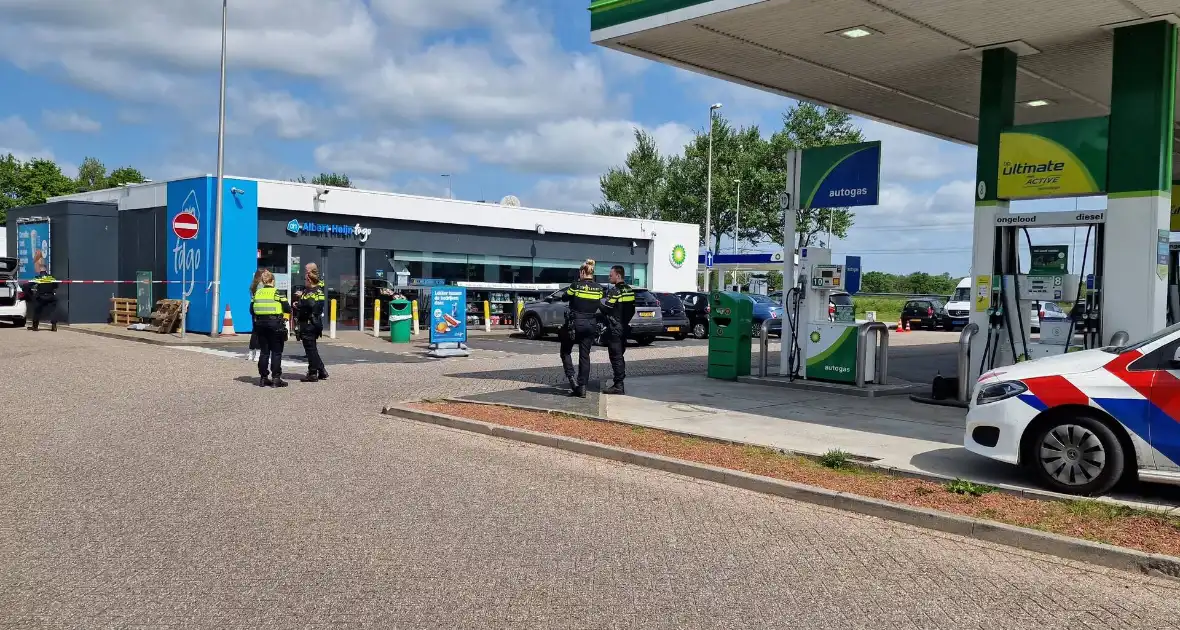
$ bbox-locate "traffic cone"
[220,303,237,336]
[894,320,908,333]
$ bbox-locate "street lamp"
[441,174,451,199]
[209,0,228,337]
[704,102,722,291]
[733,178,741,287]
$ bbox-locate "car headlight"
[975,380,1027,405]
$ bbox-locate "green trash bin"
[707,291,753,380]
[388,298,413,343]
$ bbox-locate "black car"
[901,298,953,331]
[653,292,691,340]
[675,291,711,339]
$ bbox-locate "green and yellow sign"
[997,117,1108,200]
[1170,183,1180,231]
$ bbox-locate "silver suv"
[519,288,664,346]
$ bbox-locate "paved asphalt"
[4,328,1178,628]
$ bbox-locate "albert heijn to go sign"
[172,212,199,240]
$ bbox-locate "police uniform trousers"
[606,325,628,385]
[31,295,58,330]
[300,323,326,376]
[560,316,598,388]
[255,316,287,379]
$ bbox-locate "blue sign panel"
[802,142,882,210]
[844,255,862,294]
[429,287,467,344]
[15,217,51,280]
[705,250,714,268]
[286,219,372,242]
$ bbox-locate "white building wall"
[0,226,6,257]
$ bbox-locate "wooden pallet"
[148,299,186,334]
[110,297,138,326]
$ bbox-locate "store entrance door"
[291,245,361,329]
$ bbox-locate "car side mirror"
[1171,347,1180,367]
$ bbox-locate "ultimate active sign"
[798,141,881,210]
[997,116,1108,200]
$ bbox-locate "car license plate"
[952,319,967,325]
[666,326,680,332]
[0,287,9,298]
[639,312,654,317]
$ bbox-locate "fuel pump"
[788,248,874,384]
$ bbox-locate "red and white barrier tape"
[32,280,192,284]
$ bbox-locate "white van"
[944,277,971,328]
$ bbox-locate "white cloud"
[42,110,101,133]
[230,90,319,139]
[860,119,975,183]
[0,115,54,162]
[313,136,464,180]
[368,0,505,31]
[528,176,601,213]
[456,119,694,175]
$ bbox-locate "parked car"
[518,287,663,345]
[966,321,1180,495]
[747,293,782,337]
[653,292,690,340]
[0,257,27,327]
[901,298,952,330]
[828,291,853,321]
[675,291,711,339]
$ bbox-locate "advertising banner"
[15,217,51,279]
[429,287,467,344]
[1028,245,1069,276]
[997,116,1108,200]
[799,141,882,209]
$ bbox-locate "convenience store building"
[6,176,700,333]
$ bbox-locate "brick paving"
[2,326,1178,628]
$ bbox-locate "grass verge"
[408,401,1180,558]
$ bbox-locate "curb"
[442,397,608,421]
[61,326,249,346]
[382,403,1180,581]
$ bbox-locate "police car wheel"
[1028,414,1125,496]
[522,315,543,340]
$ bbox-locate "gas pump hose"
[784,286,803,382]
[1063,225,1092,354]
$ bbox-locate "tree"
[75,156,108,192]
[17,159,75,208]
[295,172,354,188]
[0,154,19,223]
[762,102,865,250]
[108,166,147,187]
[860,271,896,293]
[592,129,668,219]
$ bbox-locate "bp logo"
[809,330,821,343]
[670,244,687,268]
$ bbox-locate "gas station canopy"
[590,0,1180,178]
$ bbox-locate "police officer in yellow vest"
[29,271,60,332]
[600,265,635,395]
[559,259,604,398]
[250,269,292,387]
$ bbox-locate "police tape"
[35,280,194,284]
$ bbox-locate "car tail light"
[16,291,24,300]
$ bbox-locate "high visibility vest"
[34,275,57,284]
[252,286,285,316]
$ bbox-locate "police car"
[0,257,26,327]
[966,322,1180,495]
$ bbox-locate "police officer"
[294,264,329,383]
[600,264,635,395]
[250,269,292,387]
[559,259,604,398]
[28,270,60,332]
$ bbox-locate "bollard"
[373,299,381,338]
[411,299,420,336]
[484,300,492,332]
[516,300,524,331]
[329,299,337,339]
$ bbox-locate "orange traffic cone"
[894,320,908,333]
[220,303,237,336]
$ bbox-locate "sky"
[0,0,1106,276]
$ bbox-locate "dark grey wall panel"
[257,209,649,264]
[117,207,167,300]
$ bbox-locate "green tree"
[860,271,896,293]
[763,103,865,249]
[296,173,354,188]
[17,158,75,207]
[107,166,147,187]
[0,154,20,223]
[75,156,108,192]
[592,129,668,219]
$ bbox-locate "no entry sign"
[172,212,199,240]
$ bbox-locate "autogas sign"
[799,141,881,209]
[997,117,1108,200]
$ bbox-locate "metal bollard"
[957,323,979,403]
[329,299,337,339]
[484,300,492,332]
[411,299,419,336]
[757,319,773,377]
[855,322,890,387]
[516,300,524,331]
[373,299,381,338]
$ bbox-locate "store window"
[589,262,648,287]
[395,251,469,284]
[467,254,534,284]
[532,258,582,284]
[257,243,287,275]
